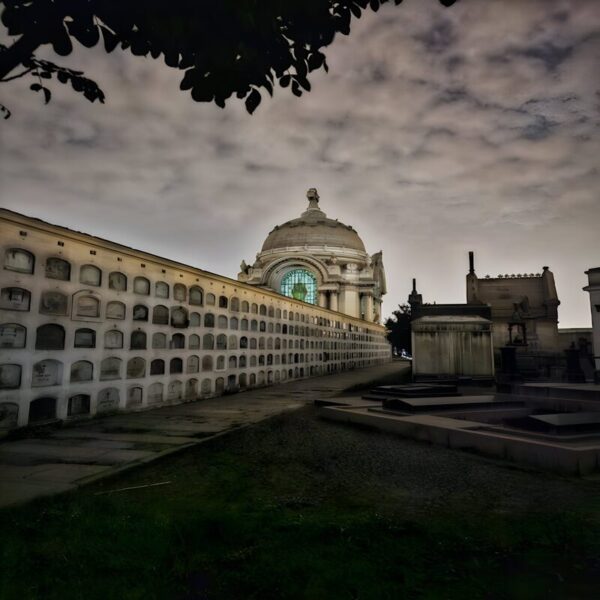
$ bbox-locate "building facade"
[238,189,386,323]
[0,209,390,432]
[466,252,560,351]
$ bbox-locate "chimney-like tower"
[466,250,479,303]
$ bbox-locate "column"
[365,294,374,322]
[318,291,328,308]
[330,291,338,312]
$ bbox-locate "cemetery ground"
[2,394,600,597]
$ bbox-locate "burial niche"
[68,394,90,417]
[106,301,126,320]
[70,360,93,383]
[45,257,71,281]
[127,357,146,379]
[97,388,120,413]
[39,291,68,316]
[0,323,26,348]
[29,397,56,423]
[80,264,101,286]
[31,359,63,387]
[0,287,31,311]
[0,364,21,389]
[35,324,65,350]
[4,248,34,274]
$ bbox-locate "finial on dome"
[306,188,320,210]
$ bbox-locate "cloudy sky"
[1,0,598,327]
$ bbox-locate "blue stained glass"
[280,269,317,305]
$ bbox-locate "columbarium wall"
[0,210,391,432]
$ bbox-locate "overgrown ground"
[2,406,600,599]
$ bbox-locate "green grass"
[1,411,600,600]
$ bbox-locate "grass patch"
[1,409,600,599]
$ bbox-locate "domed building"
[238,188,386,322]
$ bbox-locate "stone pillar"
[364,294,374,322]
[330,291,338,312]
[318,291,328,309]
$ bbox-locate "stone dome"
[261,188,366,253]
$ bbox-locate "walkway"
[0,362,408,508]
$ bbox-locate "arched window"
[80,264,101,286]
[228,356,237,369]
[276,309,282,319]
[38,291,68,316]
[68,394,91,416]
[267,338,273,350]
[251,303,258,314]
[152,332,167,349]
[202,333,214,350]
[204,313,215,328]
[216,334,227,350]
[240,336,248,349]
[150,359,165,375]
[190,312,201,327]
[201,356,213,371]
[230,317,239,330]
[268,306,275,318]
[267,323,274,333]
[259,355,265,366]
[148,382,163,404]
[275,338,281,350]
[134,276,150,295]
[187,355,199,374]
[35,324,64,350]
[189,286,203,306]
[32,359,63,387]
[206,293,216,306]
[70,360,93,383]
[73,293,100,318]
[267,354,273,365]
[250,320,258,331]
[216,355,225,370]
[0,287,31,311]
[185,378,198,400]
[171,306,188,327]
[259,304,267,316]
[29,397,56,423]
[74,328,96,348]
[230,297,240,312]
[259,321,266,332]
[250,338,257,350]
[155,281,169,298]
[239,355,247,368]
[104,329,123,349]
[45,257,70,281]
[127,357,146,379]
[201,379,212,396]
[249,373,256,386]
[170,358,183,374]
[259,337,265,350]
[241,318,249,331]
[4,248,34,274]
[133,305,148,321]
[219,295,228,308]
[241,301,249,313]
[106,301,126,320]
[239,373,248,388]
[168,380,183,401]
[130,330,147,350]
[174,283,186,301]
[250,356,257,367]
[189,334,200,349]
[171,333,185,349]
[229,335,238,350]
[152,305,169,325]
[127,387,143,408]
[217,315,228,329]
[100,357,122,380]
[108,271,127,291]
[0,364,21,389]
[0,323,26,348]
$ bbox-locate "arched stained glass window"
[280,269,317,304]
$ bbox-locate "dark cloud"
[0,0,598,328]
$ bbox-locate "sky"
[1,0,599,328]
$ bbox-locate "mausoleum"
[238,189,386,323]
